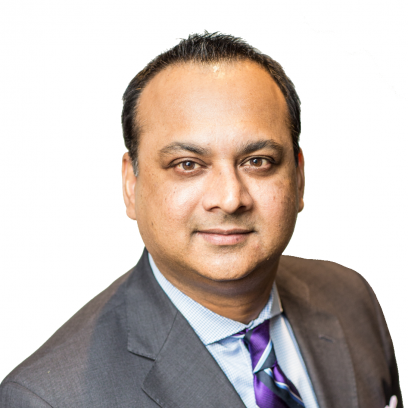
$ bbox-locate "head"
[122,32,304,292]
[122,32,301,174]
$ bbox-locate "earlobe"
[297,150,305,213]
[122,153,138,220]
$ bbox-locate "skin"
[122,61,305,323]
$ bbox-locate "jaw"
[151,233,278,283]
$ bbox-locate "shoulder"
[276,255,389,345]
[277,255,393,364]
[278,256,403,404]
[0,268,134,406]
[278,255,376,305]
[279,255,365,285]
[277,256,403,404]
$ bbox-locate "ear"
[296,149,305,213]
[122,152,137,220]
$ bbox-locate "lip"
[196,228,253,245]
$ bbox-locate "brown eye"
[242,157,272,171]
[181,161,196,171]
[250,158,263,167]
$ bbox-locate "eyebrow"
[238,139,284,156]
[158,139,284,157]
[159,142,211,157]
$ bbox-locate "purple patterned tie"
[236,319,305,408]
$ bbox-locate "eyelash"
[241,157,273,169]
[175,161,200,172]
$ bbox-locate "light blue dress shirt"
[149,254,319,408]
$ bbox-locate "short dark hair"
[122,32,301,173]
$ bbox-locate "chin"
[191,255,265,282]
[200,270,250,282]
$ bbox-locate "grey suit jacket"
[0,250,403,407]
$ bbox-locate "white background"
[1,0,407,398]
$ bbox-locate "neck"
[152,256,279,324]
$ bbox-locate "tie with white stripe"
[236,319,305,408]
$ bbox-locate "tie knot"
[238,319,277,373]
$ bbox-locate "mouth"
[195,228,253,246]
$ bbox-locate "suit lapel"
[142,312,246,408]
[277,260,358,408]
[125,250,245,408]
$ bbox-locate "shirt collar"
[148,253,283,346]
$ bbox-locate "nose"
[202,165,253,214]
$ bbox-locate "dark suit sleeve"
[359,277,404,408]
[0,382,53,408]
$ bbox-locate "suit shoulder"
[279,255,369,292]
[1,267,135,394]
[277,255,382,319]
[279,256,403,404]
[0,381,53,407]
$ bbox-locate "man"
[0,32,403,408]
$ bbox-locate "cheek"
[253,178,299,232]
[163,183,200,227]
[136,176,201,235]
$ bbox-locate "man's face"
[123,61,304,283]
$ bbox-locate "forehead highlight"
[136,60,290,142]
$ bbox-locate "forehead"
[137,60,290,148]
